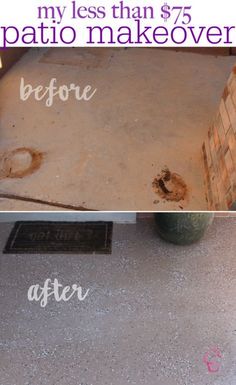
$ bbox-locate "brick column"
[202,65,236,210]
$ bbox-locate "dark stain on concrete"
[152,167,188,202]
[0,147,43,179]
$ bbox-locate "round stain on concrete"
[0,147,43,178]
[152,167,188,202]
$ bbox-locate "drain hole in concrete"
[152,167,188,202]
[0,147,43,178]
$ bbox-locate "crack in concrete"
[0,193,97,211]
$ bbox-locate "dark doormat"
[4,221,113,254]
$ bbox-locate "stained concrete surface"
[0,217,236,385]
[0,48,236,211]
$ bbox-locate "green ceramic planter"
[154,213,214,245]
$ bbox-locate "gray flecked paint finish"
[0,218,236,385]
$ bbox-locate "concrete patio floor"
[0,217,236,384]
[0,48,235,211]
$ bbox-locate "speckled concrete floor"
[0,217,236,385]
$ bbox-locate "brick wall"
[202,65,236,210]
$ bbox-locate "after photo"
[0,212,235,384]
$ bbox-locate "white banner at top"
[0,0,236,47]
